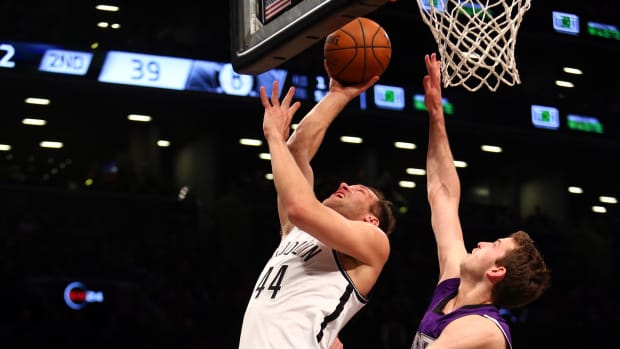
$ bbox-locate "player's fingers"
[422,75,431,92]
[361,76,379,90]
[270,80,280,106]
[288,101,301,117]
[431,63,441,84]
[281,86,296,107]
[259,86,270,107]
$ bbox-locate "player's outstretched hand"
[260,80,301,142]
[423,53,443,116]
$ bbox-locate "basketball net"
[416,0,531,92]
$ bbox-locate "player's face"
[465,237,517,276]
[323,182,378,218]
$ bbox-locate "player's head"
[323,182,396,236]
[491,230,551,309]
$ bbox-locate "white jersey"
[238,226,368,349]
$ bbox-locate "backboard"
[230,0,389,75]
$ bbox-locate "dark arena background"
[0,1,618,348]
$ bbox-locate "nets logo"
[63,281,104,310]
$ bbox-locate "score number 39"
[98,51,192,90]
[129,58,160,81]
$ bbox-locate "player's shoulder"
[362,221,389,243]
[366,222,391,262]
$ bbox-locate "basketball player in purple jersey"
[410,53,551,349]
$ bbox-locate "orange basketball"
[324,17,392,85]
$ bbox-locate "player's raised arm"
[277,74,377,236]
[423,53,467,282]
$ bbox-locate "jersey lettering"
[274,240,322,262]
[411,332,434,349]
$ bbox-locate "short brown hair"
[368,186,396,236]
[492,230,551,309]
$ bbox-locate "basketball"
[324,17,392,85]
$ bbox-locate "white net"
[416,0,532,92]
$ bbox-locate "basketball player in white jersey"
[238,74,396,349]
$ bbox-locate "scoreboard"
[0,40,298,97]
[0,40,615,141]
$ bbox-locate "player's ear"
[487,265,507,283]
[363,214,379,227]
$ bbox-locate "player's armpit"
[430,315,507,349]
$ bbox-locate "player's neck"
[448,283,493,312]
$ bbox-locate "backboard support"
[230,0,389,75]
